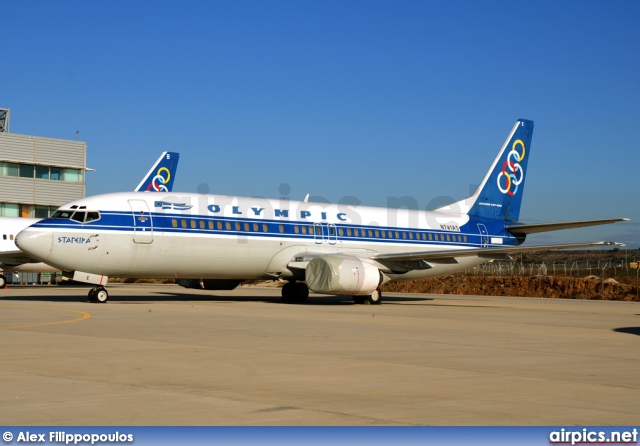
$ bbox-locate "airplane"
[0,151,180,288]
[15,119,628,304]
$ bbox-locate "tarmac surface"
[0,283,638,426]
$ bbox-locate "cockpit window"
[85,212,100,223]
[52,210,74,219]
[71,212,86,223]
[51,210,101,223]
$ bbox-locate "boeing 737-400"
[0,151,179,287]
[15,120,628,303]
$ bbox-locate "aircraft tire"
[352,296,366,304]
[366,289,382,305]
[281,282,295,302]
[0,274,6,288]
[293,282,309,302]
[88,289,96,302]
[93,287,108,303]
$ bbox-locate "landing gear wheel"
[293,282,309,302]
[365,288,382,305]
[0,274,6,288]
[281,282,295,302]
[281,282,309,303]
[89,287,109,303]
[352,296,366,305]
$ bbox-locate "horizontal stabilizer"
[371,241,624,264]
[506,218,629,235]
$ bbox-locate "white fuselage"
[16,192,517,281]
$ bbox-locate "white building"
[0,109,89,218]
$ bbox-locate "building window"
[62,168,83,182]
[34,206,49,219]
[35,166,50,179]
[0,203,19,217]
[0,162,19,177]
[50,167,63,180]
[19,164,34,178]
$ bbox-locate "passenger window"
[2,234,6,240]
[200,220,205,229]
[409,232,413,240]
[10,235,13,240]
[244,222,249,231]
[217,221,222,230]
[395,231,400,239]
[381,230,386,238]
[301,226,307,234]
[464,235,468,242]
[235,222,240,231]
[347,228,352,237]
[368,229,373,237]
[338,228,344,236]
[428,233,433,240]
[263,224,268,232]
[191,220,196,229]
[375,230,379,238]
[294,226,299,234]
[172,219,177,228]
[315,226,322,236]
[354,229,359,237]
[225,222,231,230]
[402,232,407,239]
[329,226,336,236]
[279,225,284,233]
[446,234,450,241]
[181,220,187,228]
[208,221,214,230]
[253,223,258,232]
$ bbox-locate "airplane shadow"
[613,327,640,337]
[0,290,433,305]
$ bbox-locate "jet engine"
[305,254,381,296]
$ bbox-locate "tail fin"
[134,152,180,192]
[435,119,534,222]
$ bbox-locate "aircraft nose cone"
[16,228,53,262]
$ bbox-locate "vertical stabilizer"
[435,119,534,222]
[135,152,180,192]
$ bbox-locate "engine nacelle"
[305,255,381,296]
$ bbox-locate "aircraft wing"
[505,218,629,235]
[0,250,42,266]
[371,241,624,264]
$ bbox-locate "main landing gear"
[281,281,309,303]
[352,287,382,305]
[88,286,108,303]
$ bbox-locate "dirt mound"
[382,275,638,301]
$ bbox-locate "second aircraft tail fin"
[134,152,180,192]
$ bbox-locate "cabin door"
[128,199,154,244]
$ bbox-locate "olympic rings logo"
[147,167,171,192]
[496,139,525,196]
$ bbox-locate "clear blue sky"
[4,0,640,248]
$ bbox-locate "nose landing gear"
[88,286,108,303]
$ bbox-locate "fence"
[465,260,632,279]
